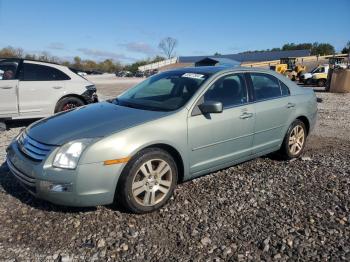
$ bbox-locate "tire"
[305,78,312,85]
[55,97,85,113]
[116,148,178,214]
[279,119,307,160]
[317,79,326,87]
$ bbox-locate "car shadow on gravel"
[0,161,97,213]
[3,119,39,130]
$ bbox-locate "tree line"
[0,46,168,74]
[240,42,342,56]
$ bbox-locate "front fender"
[79,110,190,177]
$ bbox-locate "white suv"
[0,58,98,121]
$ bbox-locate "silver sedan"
[6,66,317,213]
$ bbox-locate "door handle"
[0,86,13,89]
[52,86,63,89]
[287,102,296,108]
[240,112,254,119]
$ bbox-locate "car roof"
[166,65,275,75]
[0,57,61,66]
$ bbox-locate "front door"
[0,60,19,117]
[188,73,255,175]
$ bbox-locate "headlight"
[85,85,96,91]
[53,138,94,169]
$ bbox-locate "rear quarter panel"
[267,74,317,137]
[292,88,317,133]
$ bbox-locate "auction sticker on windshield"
[182,73,205,79]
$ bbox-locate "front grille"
[17,132,54,161]
[6,158,37,194]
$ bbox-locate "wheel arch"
[124,143,185,183]
[296,115,310,135]
[144,143,185,182]
[54,94,87,113]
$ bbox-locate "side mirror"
[198,101,223,114]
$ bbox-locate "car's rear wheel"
[280,119,307,159]
[55,97,85,113]
[116,148,178,213]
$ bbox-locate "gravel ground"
[0,82,349,261]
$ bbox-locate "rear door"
[0,60,20,117]
[248,72,294,153]
[18,62,70,117]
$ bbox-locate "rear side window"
[204,73,248,108]
[21,63,70,81]
[250,73,281,101]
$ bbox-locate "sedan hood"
[27,102,169,145]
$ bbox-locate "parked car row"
[115,69,158,78]
[0,58,98,122]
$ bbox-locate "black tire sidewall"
[317,79,325,87]
[117,148,178,214]
[55,97,85,113]
[281,120,307,159]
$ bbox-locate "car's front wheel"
[55,96,85,113]
[280,119,307,159]
[116,148,178,213]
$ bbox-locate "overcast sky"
[0,0,349,63]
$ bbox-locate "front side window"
[0,60,18,80]
[21,63,70,81]
[204,73,248,108]
[118,71,210,111]
[250,73,282,101]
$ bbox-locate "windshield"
[117,71,210,111]
[310,67,318,73]
[310,66,325,74]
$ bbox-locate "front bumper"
[6,141,124,207]
[82,89,99,104]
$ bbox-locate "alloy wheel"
[288,125,305,155]
[131,159,172,207]
[62,103,78,111]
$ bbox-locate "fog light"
[40,181,72,192]
[50,184,71,192]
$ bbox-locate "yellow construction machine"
[270,57,306,81]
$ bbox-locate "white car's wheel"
[55,97,85,113]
